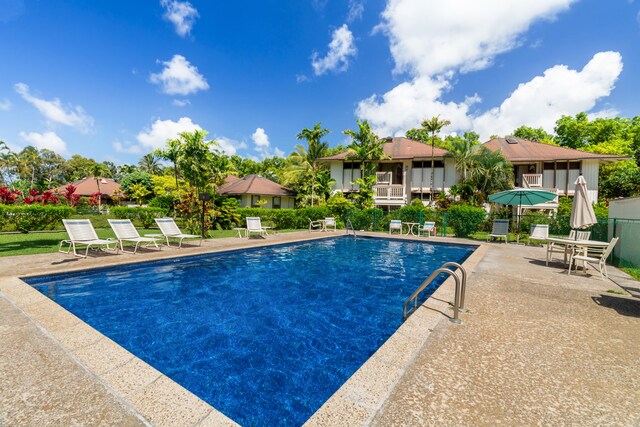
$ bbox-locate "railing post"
[442,212,447,237]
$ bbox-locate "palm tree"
[294,123,329,206]
[343,119,386,177]
[91,163,109,211]
[448,134,480,180]
[468,147,513,203]
[138,152,163,175]
[155,139,182,190]
[421,116,451,201]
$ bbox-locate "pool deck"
[1,231,639,426]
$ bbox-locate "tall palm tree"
[295,123,329,206]
[138,152,163,175]
[448,135,480,180]
[468,147,513,202]
[343,119,386,177]
[421,116,451,201]
[155,139,182,190]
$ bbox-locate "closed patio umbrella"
[570,175,597,230]
[488,188,558,236]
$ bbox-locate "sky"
[1,0,639,165]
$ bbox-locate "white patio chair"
[324,217,337,232]
[308,218,323,232]
[418,221,436,237]
[153,218,202,248]
[108,219,161,254]
[487,219,509,243]
[568,237,619,280]
[527,224,549,245]
[576,230,591,240]
[389,219,403,235]
[246,217,268,238]
[59,219,117,258]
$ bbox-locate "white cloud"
[356,76,476,137]
[19,131,67,153]
[587,108,620,121]
[312,24,357,76]
[251,128,284,159]
[216,136,248,156]
[172,99,191,107]
[137,117,202,149]
[379,0,575,76]
[161,0,199,37]
[113,141,143,155]
[473,52,623,139]
[14,83,94,133]
[150,55,209,96]
[0,98,11,111]
[347,0,365,22]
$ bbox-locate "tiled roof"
[484,137,627,162]
[320,137,449,161]
[51,177,121,197]
[217,174,295,197]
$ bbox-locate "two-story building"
[321,136,625,209]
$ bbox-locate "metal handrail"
[403,267,462,324]
[346,219,356,236]
[440,262,468,312]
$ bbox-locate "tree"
[467,147,513,203]
[138,152,163,175]
[155,138,182,189]
[91,163,110,211]
[421,116,451,201]
[554,112,590,148]
[446,132,481,180]
[512,126,554,144]
[120,171,154,198]
[343,120,386,208]
[291,123,330,206]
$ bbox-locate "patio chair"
[308,218,323,232]
[389,219,402,235]
[153,218,202,248]
[487,219,509,243]
[324,217,337,232]
[246,217,268,238]
[418,221,436,237]
[108,219,161,254]
[575,230,591,240]
[527,224,549,245]
[568,237,619,280]
[59,219,117,258]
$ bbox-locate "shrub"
[0,204,75,233]
[237,207,330,229]
[519,211,551,235]
[346,208,385,231]
[111,206,167,228]
[149,194,175,211]
[211,197,241,230]
[446,204,486,237]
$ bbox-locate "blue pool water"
[26,236,474,425]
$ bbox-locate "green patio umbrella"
[488,188,558,234]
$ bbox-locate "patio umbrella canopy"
[488,188,558,233]
[570,175,597,230]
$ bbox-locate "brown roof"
[217,174,295,197]
[223,175,241,184]
[484,137,627,162]
[52,177,121,197]
[320,137,449,161]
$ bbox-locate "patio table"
[404,222,420,236]
[546,237,609,267]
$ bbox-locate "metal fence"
[608,218,640,268]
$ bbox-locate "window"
[343,161,361,169]
[272,196,281,209]
[251,195,261,208]
[412,160,444,168]
[543,162,555,170]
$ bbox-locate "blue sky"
[1,0,639,165]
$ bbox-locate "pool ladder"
[346,219,356,237]
[402,262,467,324]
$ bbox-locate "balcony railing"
[376,171,393,185]
[522,174,542,188]
[373,185,406,205]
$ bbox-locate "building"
[217,174,296,209]
[321,137,626,209]
[52,176,122,200]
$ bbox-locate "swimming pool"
[26,236,475,425]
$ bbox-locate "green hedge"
[446,204,487,237]
[0,204,75,233]
[237,207,330,229]
[111,206,167,228]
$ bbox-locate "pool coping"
[0,232,487,426]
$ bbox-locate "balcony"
[373,185,406,206]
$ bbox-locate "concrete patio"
[1,232,638,426]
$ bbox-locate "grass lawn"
[0,228,301,257]
[622,267,640,281]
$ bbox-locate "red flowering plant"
[41,190,59,205]
[87,192,102,208]
[0,186,21,204]
[23,189,40,205]
[62,185,81,207]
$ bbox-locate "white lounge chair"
[487,219,509,243]
[324,217,337,232]
[418,221,436,237]
[108,219,160,254]
[568,237,619,280]
[246,217,268,238]
[308,218,323,232]
[389,219,402,235]
[153,218,202,248]
[59,219,117,258]
[527,224,549,245]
